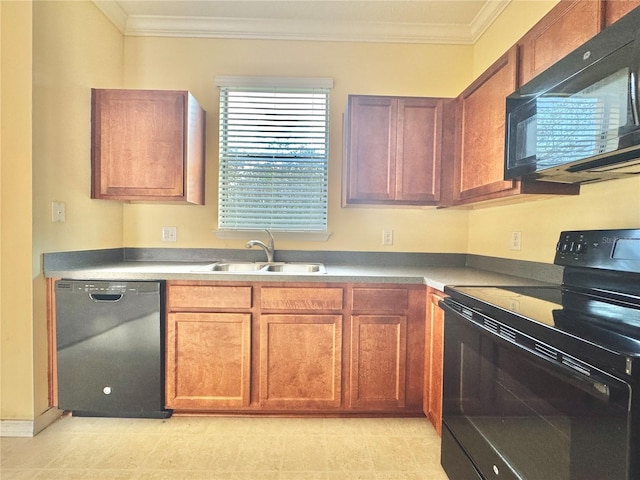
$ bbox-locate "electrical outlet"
[382,229,393,246]
[51,202,66,222]
[162,226,177,242]
[510,231,522,251]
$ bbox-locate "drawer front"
[168,285,252,311]
[260,287,344,311]
[352,287,409,313]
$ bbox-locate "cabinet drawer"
[168,285,252,311]
[352,288,409,313]
[260,287,343,311]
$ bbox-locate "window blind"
[217,80,330,232]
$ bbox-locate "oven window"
[443,314,631,480]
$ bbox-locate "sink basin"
[206,262,266,272]
[195,261,325,274]
[263,263,325,273]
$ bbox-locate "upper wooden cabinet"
[452,48,518,203]
[447,47,579,206]
[91,89,206,204]
[344,95,445,206]
[604,0,640,25]
[518,0,604,86]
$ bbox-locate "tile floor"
[1,415,450,480]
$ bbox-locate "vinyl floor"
[1,415,450,479]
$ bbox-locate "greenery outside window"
[216,76,332,234]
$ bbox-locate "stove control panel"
[554,229,640,273]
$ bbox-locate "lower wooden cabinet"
[259,314,342,409]
[349,315,407,409]
[165,312,251,410]
[165,281,425,414]
[424,287,445,435]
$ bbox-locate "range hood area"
[504,6,640,185]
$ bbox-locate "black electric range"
[440,229,640,480]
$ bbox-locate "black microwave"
[505,6,640,184]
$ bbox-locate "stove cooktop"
[445,285,640,376]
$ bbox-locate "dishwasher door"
[55,280,170,418]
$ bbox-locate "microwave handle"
[630,30,640,126]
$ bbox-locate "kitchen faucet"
[246,229,275,263]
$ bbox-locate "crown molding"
[93,0,128,33]
[93,1,511,45]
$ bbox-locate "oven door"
[440,300,632,480]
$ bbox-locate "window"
[216,76,332,233]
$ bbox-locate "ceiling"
[93,0,511,44]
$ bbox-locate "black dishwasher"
[55,280,171,418]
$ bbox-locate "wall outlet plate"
[162,226,177,242]
[510,231,522,250]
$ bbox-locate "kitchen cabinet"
[258,287,343,409]
[165,283,252,410]
[349,287,409,410]
[165,281,424,414]
[348,286,425,412]
[423,287,445,435]
[518,0,604,86]
[91,89,205,204]
[448,46,579,206]
[344,95,445,205]
[604,0,640,25]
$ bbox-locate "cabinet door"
[259,314,342,409]
[346,96,398,203]
[166,312,251,410]
[349,315,407,409]
[518,0,604,85]
[454,47,519,202]
[91,89,205,204]
[396,98,443,203]
[604,0,640,25]
[344,96,443,205]
[424,289,445,436]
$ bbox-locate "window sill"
[214,230,332,242]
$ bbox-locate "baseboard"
[0,407,63,437]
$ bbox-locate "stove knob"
[561,242,571,253]
[575,242,587,254]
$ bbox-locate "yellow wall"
[468,178,640,263]
[29,0,125,422]
[467,0,640,261]
[1,0,34,420]
[121,37,474,252]
[1,0,124,422]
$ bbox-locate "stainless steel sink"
[207,262,266,272]
[263,263,325,273]
[196,261,325,274]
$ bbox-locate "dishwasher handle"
[89,293,124,303]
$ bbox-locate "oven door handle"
[441,300,625,405]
